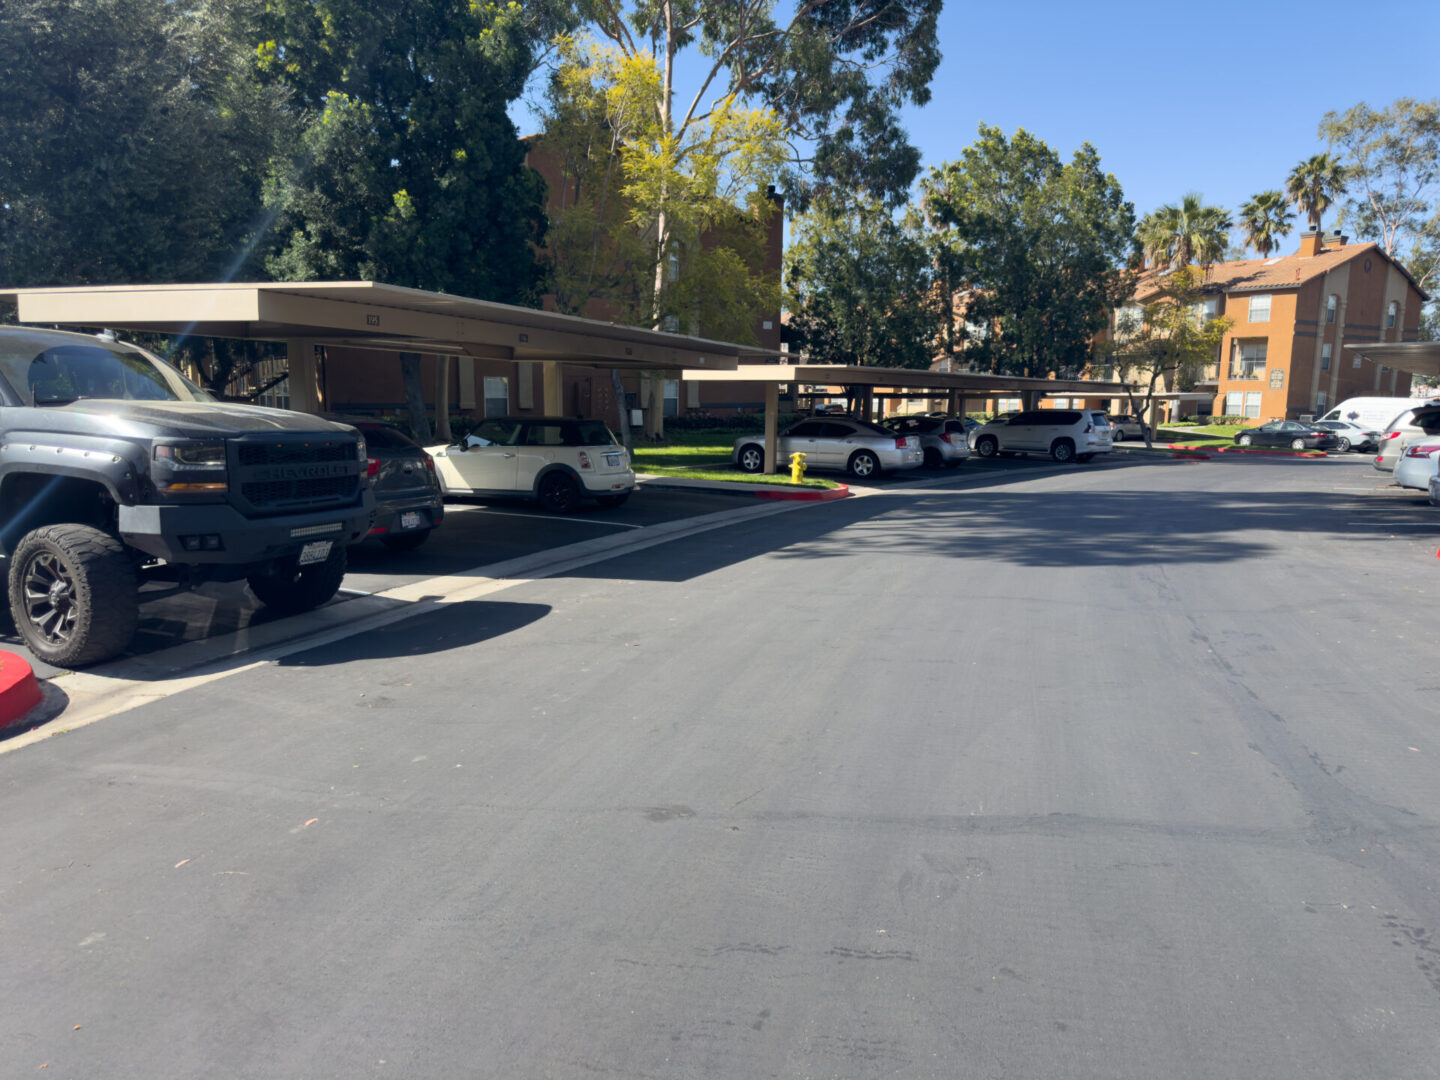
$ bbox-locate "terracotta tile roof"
[1131,242,1425,301]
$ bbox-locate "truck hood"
[35,400,359,439]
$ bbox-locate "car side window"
[523,423,567,446]
[788,421,826,437]
[1008,413,1035,425]
[819,422,855,438]
[465,419,521,447]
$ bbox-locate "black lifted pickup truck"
[0,326,374,667]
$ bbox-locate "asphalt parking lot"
[7,448,1409,682]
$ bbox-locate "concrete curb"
[637,474,849,500]
[1215,447,1328,458]
[0,650,43,728]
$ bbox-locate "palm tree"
[1285,153,1348,232]
[1238,190,1295,257]
[1137,193,1233,269]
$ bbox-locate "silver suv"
[429,417,634,511]
[971,409,1113,463]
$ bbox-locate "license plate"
[298,540,333,566]
[400,511,421,529]
[605,453,621,466]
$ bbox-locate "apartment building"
[1131,230,1427,421]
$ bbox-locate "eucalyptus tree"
[1285,152,1349,233]
[1136,193,1232,269]
[1238,190,1295,257]
[1321,98,1440,293]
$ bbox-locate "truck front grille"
[230,436,361,515]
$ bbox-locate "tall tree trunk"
[433,355,452,443]
[651,1,676,329]
[611,368,631,450]
[400,352,432,444]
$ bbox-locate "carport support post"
[763,381,779,475]
[542,362,563,417]
[285,339,321,413]
[1020,389,1039,412]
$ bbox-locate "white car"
[1108,413,1151,442]
[1374,404,1440,472]
[1312,419,1380,452]
[970,408,1114,463]
[733,417,922,478]
[1429,473,1440,507]
[429,416,634,512]
[1393,440,1440,492]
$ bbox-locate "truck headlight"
[154,441,228,492]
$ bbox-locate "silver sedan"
[1393,440,1440,492]
[734,418,923,479]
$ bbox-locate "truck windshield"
[0,333,209,406]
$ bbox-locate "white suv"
[429,417,634,511]
[971,409,1113,463]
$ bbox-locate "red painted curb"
[0,650,43,729]
[756,485,851,501]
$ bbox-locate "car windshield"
[0,332,210,406]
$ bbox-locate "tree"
[0,0,285,287]
[921,126,1135,378]
[1285,152,1348,233]
[1102,266,1231,443]
[256,0,553,439]
[570,0,942,318]
[1136,193,1232,269]
[1238,190,1295,257]
[1320,98,1440,294]
[784,195,940,372]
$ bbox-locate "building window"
[1225,391,1242,416]
[1353,353,1363,369]
[662,314,680,333]
[1326,294,1337,324]
[997,397,1021,412]
[1320,343,1331,371]
[1387,301,1398,330]
[1316,390,1328,409]
[1229,341,1267,379]
[483,376,509,417]
[1248,294,1271,322]
[1202,296,1220,320]
[1114,306,1142,337]
[663,379,679,417]
[1244,392,1262,418]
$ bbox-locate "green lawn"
[631,436,839,488]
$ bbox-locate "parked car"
[880,415,971,467]
[329,418,445,550]
[970,409,1113,463]
[1374,404,1440,472]
[1393,440,1440,492]
[1108,414,1151,442]
[733,417,922,478]
[1428,473,1440,507]
[1311,419,1380,452]
[429,417,634,512]
[1231,421,1338,450]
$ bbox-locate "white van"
[1318,396,1440,432]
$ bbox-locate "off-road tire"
[8,524,138,668]
[247,545,348,615]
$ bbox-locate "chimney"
[1323,229,1348,250]
[1299,230,1323,257]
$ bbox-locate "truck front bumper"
[117,497,375,565]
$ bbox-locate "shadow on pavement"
[278,599,551,667]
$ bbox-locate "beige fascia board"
[12,286,262,327]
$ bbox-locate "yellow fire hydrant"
[789,451,807,483]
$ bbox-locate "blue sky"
[514,0,1440,244]
[901,0,1440,231]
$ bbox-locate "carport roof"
[1343,342,1440,379]
[0,281,743,371]
[682,362,1136,396]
